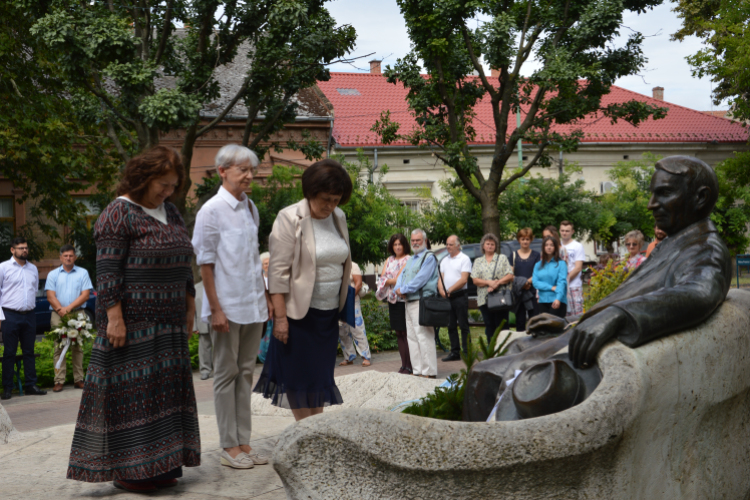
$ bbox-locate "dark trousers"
[514,296,538,332]
[537,302,568,319]
[395,330,412,372]
[1,309,37,390]
[448,293,470,355]
[478,304,509,346]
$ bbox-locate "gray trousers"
[210,320,263,448]
[198,332,213,377]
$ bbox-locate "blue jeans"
[1,309,37,390]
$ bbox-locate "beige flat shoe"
[242,452,269,465]
[220,449,253,469]
[362,359,371,367]
[339,359,353,366]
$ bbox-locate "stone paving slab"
[0,414,293,500]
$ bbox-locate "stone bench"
[271,288,750,499]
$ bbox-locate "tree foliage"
[425,170,602,244]
[672,0,750,121]
[592,153,659,249]
[0,2,118,249]
[338,150,425,266]
[17,0,356,213]
[373,0,667,237]
[711,152,750,255]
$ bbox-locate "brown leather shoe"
[53,384,64,392]
[74,381,85,389]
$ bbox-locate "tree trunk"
[174,123,198,217]
[480,196,501,239]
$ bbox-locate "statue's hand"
[568,307,627,368]
[527,313,567,337]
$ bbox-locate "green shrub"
[402,326,512,420]
[0,338,93,389]
[0,334,202,391]
[360,298,398,352]
[583,260,632,311]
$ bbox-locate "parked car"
[35,279,96,334]
[432,238,545,305]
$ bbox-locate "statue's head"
[649,156,718,236]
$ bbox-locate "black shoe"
[25,385,47,396]
[442,352,461,362]
[0,390,11,400]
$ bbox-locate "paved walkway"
[2,350,464,432]
[0,350,464,500]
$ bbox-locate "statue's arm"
[612,245,730,348]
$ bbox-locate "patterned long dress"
[67,199,200,482]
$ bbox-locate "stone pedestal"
[0,403,19,444]
[272,289,750,499]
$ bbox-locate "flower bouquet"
[45,311,96,370]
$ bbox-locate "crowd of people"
[0,142,664,493]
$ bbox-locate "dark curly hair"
[116,146,184,204]
[301,159,353,205]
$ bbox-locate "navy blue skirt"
[253,307,343,410]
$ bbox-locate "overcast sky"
[325,0,725,112]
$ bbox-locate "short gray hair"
[447,235,461,249]
[259,252,270,263]
[479,233,500,255]
[411,228,427,241]
[624,230,644,247]
[215,144,259,174]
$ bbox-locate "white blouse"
[310,214,348,310]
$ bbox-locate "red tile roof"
[317,73,749,147]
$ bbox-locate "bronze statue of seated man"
[464,155,732,422]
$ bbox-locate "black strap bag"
[417,253,451,327]
[486,253,515,312]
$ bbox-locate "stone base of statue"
[0,403,20,445]
[272,289,750,499]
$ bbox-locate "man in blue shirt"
[395,229,439,378]
[45,244,93,392]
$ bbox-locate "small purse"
[486,253,515,312]
[339,285,356,327]
[418,254,451,327]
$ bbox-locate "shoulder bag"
[417,253,451,327]
[487,253,515,312]
[339,285,356,327]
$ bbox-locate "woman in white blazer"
[254,159,353,421]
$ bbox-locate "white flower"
[67,319,77,327]
[77,312,87,321]
[74,320,85,329]
[85,323,93,330]
[68,329,79,339]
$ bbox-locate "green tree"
[593,153,660,249]
[20,0,356,214]
[371,0,667,237]
[338,150,424,266]
[424,170,601,244]
[672,0,750,121]
[711,152,750,255]
[249,165,304,252]
[0,2,118,253]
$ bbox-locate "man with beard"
[645,226,667,258]
[395,229,439,378]
[0,237,47,400]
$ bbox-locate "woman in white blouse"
[254,160,353,421]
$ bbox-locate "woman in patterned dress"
[67,146,200,493]
[376,233,411,373]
